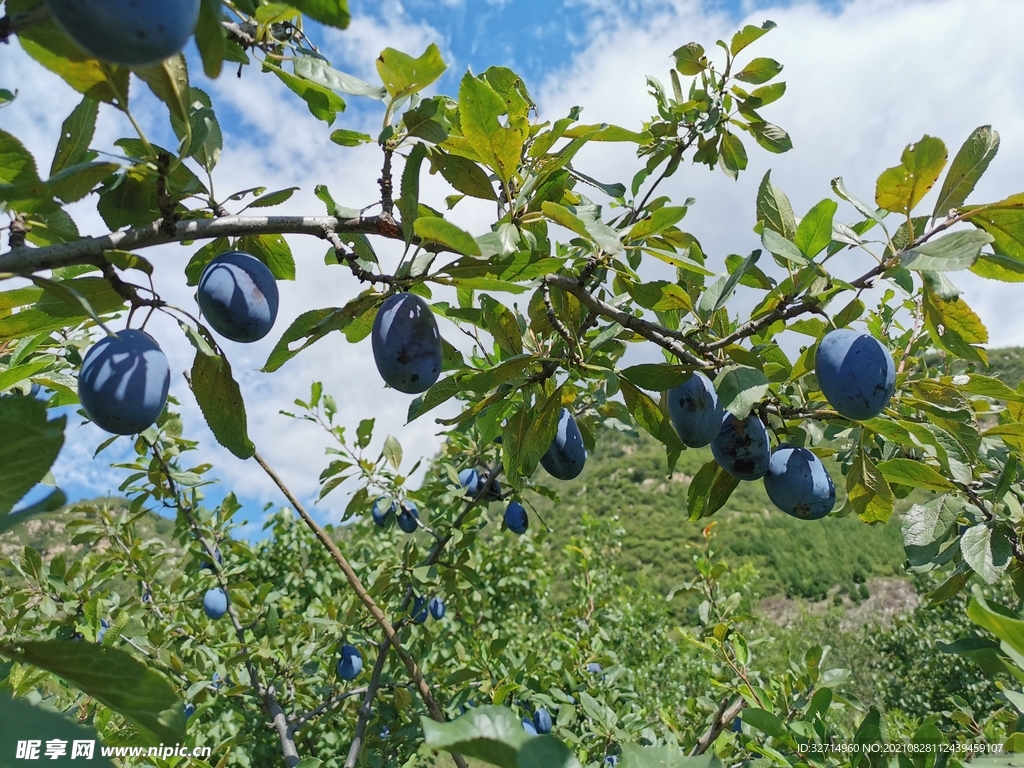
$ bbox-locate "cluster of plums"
[522,707,553,735]
[668,328,895,520]
[78,251,279,435]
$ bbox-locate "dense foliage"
[4,1,1024,766]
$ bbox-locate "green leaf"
[47,160,119,204]
[620,378,683,453]
[673,42,706,75]
[794,198,837,258]
[414,217,481,256]
[399,142,427,246]
[480,295,523,356]
[50,96,98,176]
[289,0,350,28]
[246,187,299,209]
[620,745,722,768]
[734,57,783,84]
[0,128,56,214]
[934,126,999,219]
[730,21,777,55]
[96,166,159,229]
[191,343,255,459]
[237,233,296,280]
[877,458,954,491]
[761,229,805,265]
[715,365,769,419]
[875,135,947,215]
[620,364,695,391]
[133,55,190,126]
[421,705,528,768]
[0,693,114,767]
[742,708,788,739]
[440,154,497,200]
[747,121,792,154]
[0,277,125,341]
[844,448,894,523]
[292,56,385,99]
[517,736,583,768]
[195,0,227,78]
[755,170,796,238]
[687,460,740,521]
[329,129,373,147]
[902,230,993,272]
[382,434,402,471]
[922,282,988,365]
[961,524,1013,584]
[459,72,525,185]
[0,642,184,746]
[902,496,961,567]
[262,297,380,372]
[377,43,446,99]
[719,132,747,179]
[0,489,66,535]
[406,375,461,423]
[967,586,1024,658]
[0,395,65,516]
[266,60,347,124]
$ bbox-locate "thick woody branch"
[1,214,403,274]
[544,274,714,369]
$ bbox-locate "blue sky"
[8,0,1024,541]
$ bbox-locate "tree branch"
[251,451,469,768]
[1,214,403,274]
[344,641,391,768]
[689,696,746,756]
[0,5,49,43]
[544,274,714,368]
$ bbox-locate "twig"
[251,452,469,768]
[344,642,391,768]
[543,281,581,364]
[689,697,746,756]
[0,5,49,43]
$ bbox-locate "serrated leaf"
[844,449,894,523]
[877,458,954,491]
[715,365,769,419]
[735,57,782,84]
[377,43,446,99]
[414,217,481,256]
[730,21,777,55]
[687,460,740,521]
[934,126,999,219]
[755,171,796,238]
[875,135,947,215]
[133,55,191,126]
[794,198,837,258]
[961,524,1012,584]
[902,230,993,272]
[50,96,98,176]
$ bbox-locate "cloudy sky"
[3,0,1022,539]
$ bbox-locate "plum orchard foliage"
[2,0,1024,765]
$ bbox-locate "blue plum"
[337,644,363,680]
[763,445,836,520]
[522,718,538,736]
[372,497,396,528]
[97,618,109,643]
[428,597,446,620]
[203,587,228,619]
[79,329,170,435]
[668,371,723,448]
[371,293,442,394]
[411,596,428,624]
[731,717,743,733]
[197,251,280,343]
[533,708,552,734]
[480,471,502,501]
[397,501,419,533]
[605,758,619,766]
[184,703,196,720]
[504,501,528,535]
[815,329,895,421]
[45,0,200,66]
[540,408,587,480]
[711,413,770,481]
[586,662,603,674]
[458,468,481,496]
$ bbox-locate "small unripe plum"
[45,0,200,66]
[372,497,396,528]
[711,413,770,481]
[541,408,587,480]
[397,501,419,533]
[668,371,723,448]
[79,329,170,435]
[203,587,228,620]
[522,718,538,736]
[337,644,363,680]
[371,293,442,394]
[763,445,836,520]
[428,597,446,620]
[197,251,280,343]
[533,708,552,734]
[411,596,428,624]
[814,329,895,420]
[504,501,528,535]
